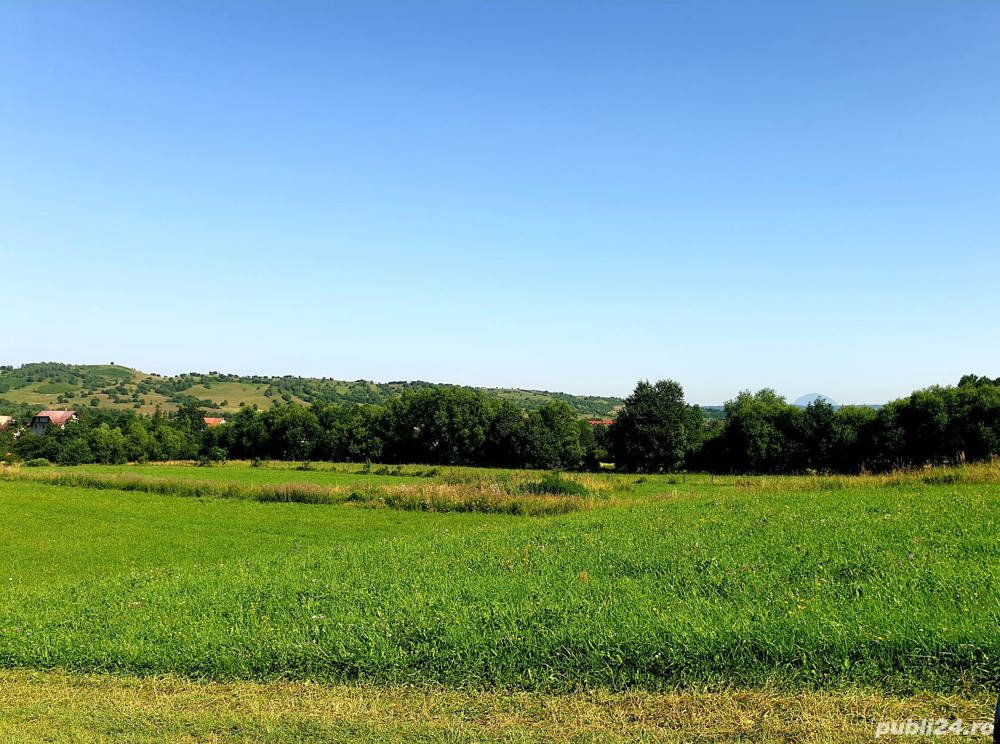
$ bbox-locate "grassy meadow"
[1,461,999,740]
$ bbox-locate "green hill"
[0,362,623,418]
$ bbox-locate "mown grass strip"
[0,669,994,744]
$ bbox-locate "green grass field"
[1,462,998,740]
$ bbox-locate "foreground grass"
[1,669,994,743]
[1,464,998,692]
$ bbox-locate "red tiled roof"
[35,410,77,426]
[587,419,614,426]
[203,417,227,427]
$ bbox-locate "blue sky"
[2,1,998,404]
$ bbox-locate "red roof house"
[203,417,227,428]
[30,410,78,435]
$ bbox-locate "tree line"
[3,388,600,470]
[613,375,1000,473]
[3,375,999,473]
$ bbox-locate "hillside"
[0,362,623,418]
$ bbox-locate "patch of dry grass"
[688,459,1000,494]
[346,480,596,515]
[0,669,993,743]
[0,467,600,515]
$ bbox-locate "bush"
[522,472,589,497]
[196,449,227,467]
[24,458,52,467]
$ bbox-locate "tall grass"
[0,469,340,504]
[345,479,595,516]
[682,459,1000,494]
[0,467,599,515]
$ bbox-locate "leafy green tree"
[262,404,321,460]
[222,406,269,459]
[383,387,494,465]
[588,421,614,470]
[577,419,602,470]
[0,427,14,463]
[124,418,154,462]
[57,436,93,465]
[172,402,208,434]
[314,404,384,462]
[518,401,585,470]
[952,381,1000,461]
[483,399,525,468]
[896,387,955,465]
[12,431,61,462]
[611,380,698,472]
[705,389,802,473]
[797,399,836,471]
[89,424,127,464]
[149,416,198,460]
[829,405,879,472]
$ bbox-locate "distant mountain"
[0,362,624,418]
[793,393,838,408]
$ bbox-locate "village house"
[30,410,78,436]
[0,415,14,431]
[203,417,227,428]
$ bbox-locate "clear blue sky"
[2,1,998,404]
